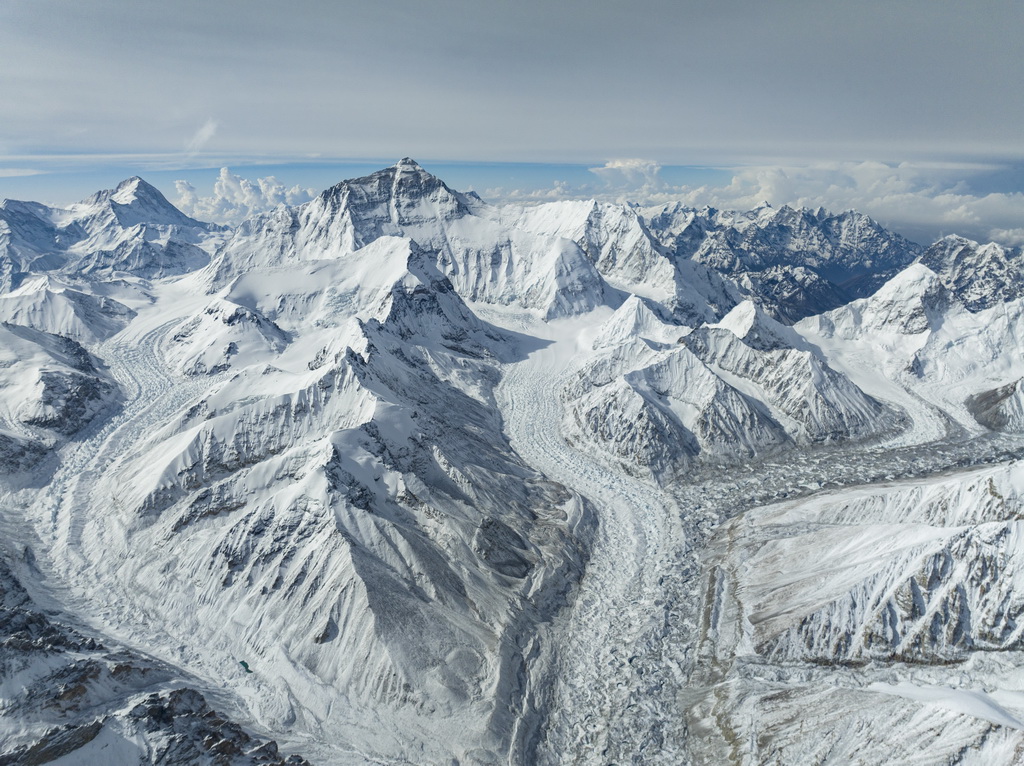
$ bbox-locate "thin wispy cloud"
[185,119,218,155]
[1,1,1020,163]
[0,168,43,178]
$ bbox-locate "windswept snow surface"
[3,160,1024,765]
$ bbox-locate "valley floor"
[3,307,1024,765]
[495,312,690,764]
[490,310,1024,765]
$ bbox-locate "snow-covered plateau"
[0,159,1022,765]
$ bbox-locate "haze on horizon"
[1,0,1022,245]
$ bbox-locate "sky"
[1,0,1022,245]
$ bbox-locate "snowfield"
[1,159,1023,764]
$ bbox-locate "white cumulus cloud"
[990,228,1024,247]
[589,158,664,189]
[175,167,316,225]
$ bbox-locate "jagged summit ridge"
[315,156,474,234]
[918,234,1024,311]
[639,200,923,322]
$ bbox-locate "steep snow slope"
[0,275,135,343]
[498,200,740,323]
[503,200,675,287]
[20,234,587,764]
[693,461,1024,764]
[0,322,117,472]
[800,263,1024,435]
[166,297,288,376]
[0,200,71,290]
[0,557,309,765]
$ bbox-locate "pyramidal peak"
[709,299,804,350]
[312,157,473,232]
[80,175,159,207]
[109,175,163,205]
[72,175,207,230]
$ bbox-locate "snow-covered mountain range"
[0,159,1022,764]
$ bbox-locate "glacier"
[0,158,1022,764]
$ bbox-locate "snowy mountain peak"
[0,175,220,286]
[709,299,804,351]
[592,294,683,349]
[806,262,951,339]
[75,176,207,230]
[917,234,1023,311]
[931,232,976,248]
[884,260,942,288]
[110,175,161,205]
[313,158,472,235]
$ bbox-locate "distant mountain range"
[1,159,1022,765]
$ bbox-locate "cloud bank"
[175,168,315,225]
